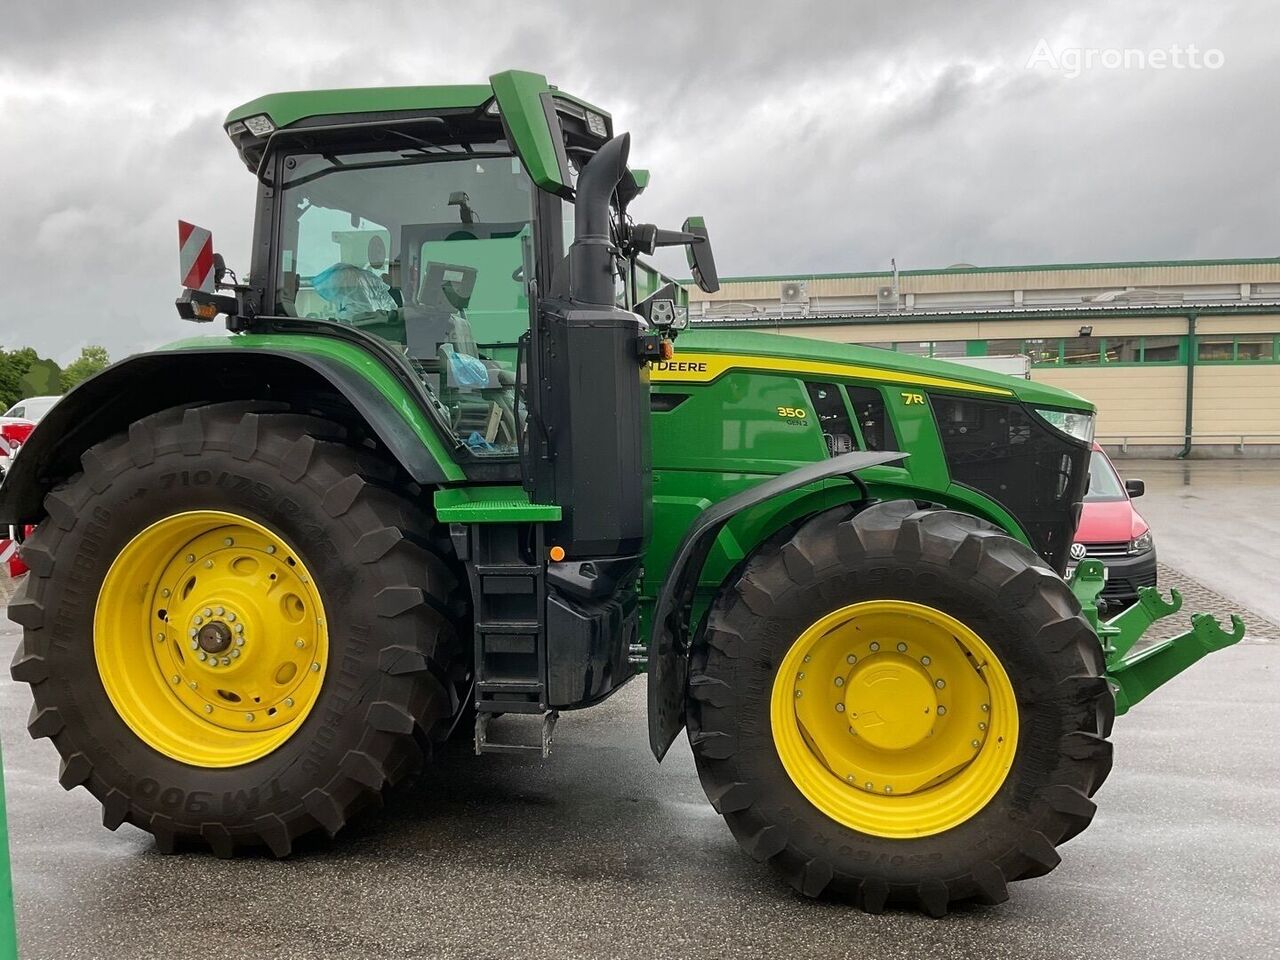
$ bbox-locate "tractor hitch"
[1068,559,1246,715]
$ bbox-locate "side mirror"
[1125,478,1145,498]
[682,216,719,294]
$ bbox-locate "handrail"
[1096,432,1280,453]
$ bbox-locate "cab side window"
[845,385,899,451]
[804,382,857,456]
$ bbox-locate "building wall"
[1031,367,1186,441]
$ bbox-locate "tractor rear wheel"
[9,401,466,855]
[688,500,1113,915]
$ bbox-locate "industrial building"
[685,258,1280,456]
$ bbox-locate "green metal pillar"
[0,739,18,959]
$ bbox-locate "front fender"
[647,449,908,760]
[0,339,463,525]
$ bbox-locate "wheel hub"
[845,654,938,751]
[197,621,232,654]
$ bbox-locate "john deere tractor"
[1,71,1244,915]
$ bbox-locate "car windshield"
[277,146,533,458]
[1084,450,1127,501]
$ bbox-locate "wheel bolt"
[846,774,855,782]
[244,713,255,722]
[231,650,240,659]
[935,679,946,689]
[220,657,230,666]
[188,681,198,690]
[846,654,857,664]
[193,616,203,626]
[795,690,803,699]
[203,704,212,714]
[235,637,245,647]
[234,623,244,634]
[796,671,805,680]
[869,642,880,652]
[896,643,907,652]
[284,697,295,707]
[204,560,214,569]
[979,722,987,731]
[214,606,224,616]
[921,656,931,666]
[835,703,845,713]
[295,639,306,649]
[971,739,980,748]
[834,677,844,687]
[223,537,234,547]
[803,655,811,663]
[156,632,165,641]
[161,588,171,598]
[226,612,235,622]
[266,545,276,554]
[981,703,989,712]
[202,608,212,617]
[186,554,195,563]
[865,782,873,791]
[171,675,180,685]
[937,705,947,716]
[189,630,198,640]
[198,651,207,662]
[311,663,321,672]
[884,785,893,794]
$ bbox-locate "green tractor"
[2,70,1244,915]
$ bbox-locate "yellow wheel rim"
[770,600,1018,838]
[95,510,329,768]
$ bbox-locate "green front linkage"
[1068,559,1247,714]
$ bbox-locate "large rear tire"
[9,401,467,855]
[688,500,1113,915]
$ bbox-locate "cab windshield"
[276,146,533,457]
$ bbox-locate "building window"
[1197,338,1234,361]
[1062,336,1104,365]
[845,385,899,451]
[1196,333,1279,363]
[805,382,858,456]
[1140,336,1185,363]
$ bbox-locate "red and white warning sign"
[178,220,215,292]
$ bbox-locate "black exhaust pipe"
[569,133,630,307]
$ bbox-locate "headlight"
[1034,407,1095,443]
[1129,530,1153,554]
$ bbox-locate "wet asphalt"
[1,460,1277,960]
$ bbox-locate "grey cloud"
[0,0,1274,363]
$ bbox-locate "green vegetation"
[0,345,111,411]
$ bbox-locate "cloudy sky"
[1,0,1275,363]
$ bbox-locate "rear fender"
[0,346,461,525]
[647,450,908,760]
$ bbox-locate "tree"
[60,345,111,392]
[0,348,40,411]
[20,358,62,398]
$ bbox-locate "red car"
[1070,443,1155,610]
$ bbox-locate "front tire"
[688,501,1113,915]
[10,402,466,855]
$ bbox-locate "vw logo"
[1069,542,1087,561]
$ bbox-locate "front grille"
[1084,541,1130,558]
[930,395,1091,573]
[1101,566,1157,600]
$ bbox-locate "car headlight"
[1034,407,1095,443]
[1129,530,1153,554]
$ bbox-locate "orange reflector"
[549,545,566,562]
[192,302,220,320]
[660,340,675,360]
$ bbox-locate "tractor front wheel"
[9,402,466,855]
[688,500,1113,915]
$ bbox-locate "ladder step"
[475,710,558,757]
[473,564,540,576]
[477,679,543,693]
[476,621,540,634]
